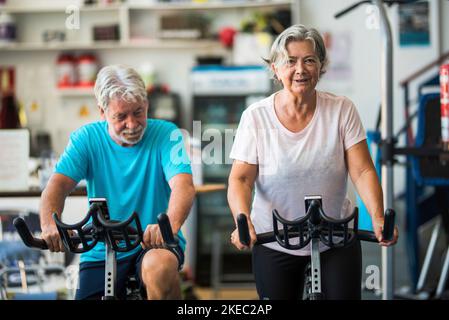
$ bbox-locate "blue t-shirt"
[55,119,192,262]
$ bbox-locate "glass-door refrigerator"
[190,65,271,286]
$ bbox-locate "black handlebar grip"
[334,1,370,19]
[13,217,48,250]
[334,3,361,18]
[157,213,176,245]
[382,209,395,241]
[237,214,250,246]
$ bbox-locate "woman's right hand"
[41,223,65,252]
[230,215,257,250]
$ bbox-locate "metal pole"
[211,229,222,299]
[373,0,394,300]
[416,219,441,292]
[435,246,449,299]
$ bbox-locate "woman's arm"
[227,160,258,249]
[345,140,398,246]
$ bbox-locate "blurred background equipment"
[42,30,66,43]
[0,67,20,129]
[147,84,182,128]
[77,54,98,88]
[159,13,211,40]
[190,65,270,290]
[0,12,16,44]
[441,64,449,151]
[93,24,120,42]
[0,211,68,300]
[56,53,98,89]
[56,54,77,89]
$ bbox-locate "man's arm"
[166,173,196,234]
[142,173,195,249]
[39,173,78,252]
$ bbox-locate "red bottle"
[56,54,77,88]
[77,54,98,87]
[0,67,20,129]
[440,64,449,150]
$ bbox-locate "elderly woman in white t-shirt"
[227,24,398,300]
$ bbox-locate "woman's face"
[273,40,321,99]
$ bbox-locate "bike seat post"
[89,198,118,300]
[103,242,117,300]
[307,198,325,300]
[309,236,324,300]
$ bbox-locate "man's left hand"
[141,224,164,249]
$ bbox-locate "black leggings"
[252,240,362,300]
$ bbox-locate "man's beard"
[112,125,146,145]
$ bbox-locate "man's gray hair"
[94,65,148,111]
[264,24,329,81]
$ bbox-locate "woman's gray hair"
[94,65,148,111]
[264,24,329,81]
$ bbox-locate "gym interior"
[1,0,449,301]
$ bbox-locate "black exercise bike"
[237,195,396,300]
[13,198,180,300]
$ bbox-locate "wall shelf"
[0,1,293,52]
[0,39,223,51]
[128,0,293,11]
[0,4,120,13]
[56,88,94,97]
[0,1,292,13]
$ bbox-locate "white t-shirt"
[229,90,366,256]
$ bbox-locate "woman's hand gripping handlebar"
[359,209,398,246]
[229,214,257,250]
[235,207,397,249]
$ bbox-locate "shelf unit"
[0,39,222,51]
[0,0,294,52]
[127,0,293,11]
[0,1,292,13]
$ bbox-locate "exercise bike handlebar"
[334,0,371,19]
[237,207,395,247]
[13,217,49,250]
[157,213,177,247]
[13,212,178,252]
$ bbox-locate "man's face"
[100,97,148,147]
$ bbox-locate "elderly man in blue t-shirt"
[39,65,196,300]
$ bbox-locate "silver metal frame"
[374,0,395,300]
[416,219,441,292]
[435,246,449,299]
[310,238,322,295]
[104,244,117,299]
